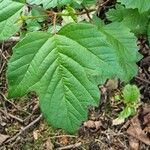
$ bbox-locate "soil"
[0,2,150,150]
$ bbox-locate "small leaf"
[30,6,47,22]
[123,84,140,104]
[117,0,150,13]
[0,0,24,41]
[118,106,135,119]
[26,20,41,32]
[106,4,127,22]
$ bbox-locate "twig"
[135,76,150,84]
[53,12,57,34]
[100,0,111,7]
[81,4,92,21]
[0,49,7,61]
[96,0,111,15]
[50,135,77,139]
[56,142,82,150]
[56,9,96,17]
[7,36,20,42]
[4,114,42,144]
[0,108,24,123]
[0,62,6,74]
[0,91,30,115]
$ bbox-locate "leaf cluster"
[115,84,140,120]
[107,1,150,44]
[0,0,149,133]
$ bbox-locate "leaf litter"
[0,2,150,150]
[0,37,150,150]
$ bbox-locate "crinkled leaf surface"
[7,23,139,133]
[0,0,24,41]
[117,0,150,13]
[106,5,150,35]
[123,84,140,104]
[99,22,140,81]
[118,106,135,119]
[27,0,73,8]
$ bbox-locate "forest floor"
[0,33,150,150]
[0,2,150,150]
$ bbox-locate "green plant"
[106,1,150,43]
[115,84,140,120]
[0,0,149,133]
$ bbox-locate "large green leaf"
[0,0,24,41]
[7,23,139,133]
[117,0,150,13]
[99,22,141,81]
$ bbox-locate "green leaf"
[82,0,96,5]
[48,25,62,34]
[27,0,72,8]
[118,106,135,119]
[26,20,41,32]
[0,0,24,41]
[122,10,149,35]
[123,84,140,104]
[99,22,141,81]
[30,6,47,22]
[148,22,150,45]
[117,0,150,13]
[7,23,140,133]
[12,0,26,3]
[106,4,126,22]
[107,5,149,35]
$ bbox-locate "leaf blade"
[117,0,150,13]
[0,0,24,41]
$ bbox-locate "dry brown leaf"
[129,136,140,150]
[83,120,102,132]
[0,134,9,145]
[144,112,150,125]
[127,109,150,145]
[105,79,119,90]
[112,118,125,126]
[84,120,95,129]
[46,137,53,150]
[33,130,39,140]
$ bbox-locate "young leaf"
[99,22,141,81]
[0,0,24,41]
[7,23,140,133]
[117,0,150,13]
[118,106,135,119]
[123,84,140,104]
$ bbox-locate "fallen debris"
[126,107,150,146]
